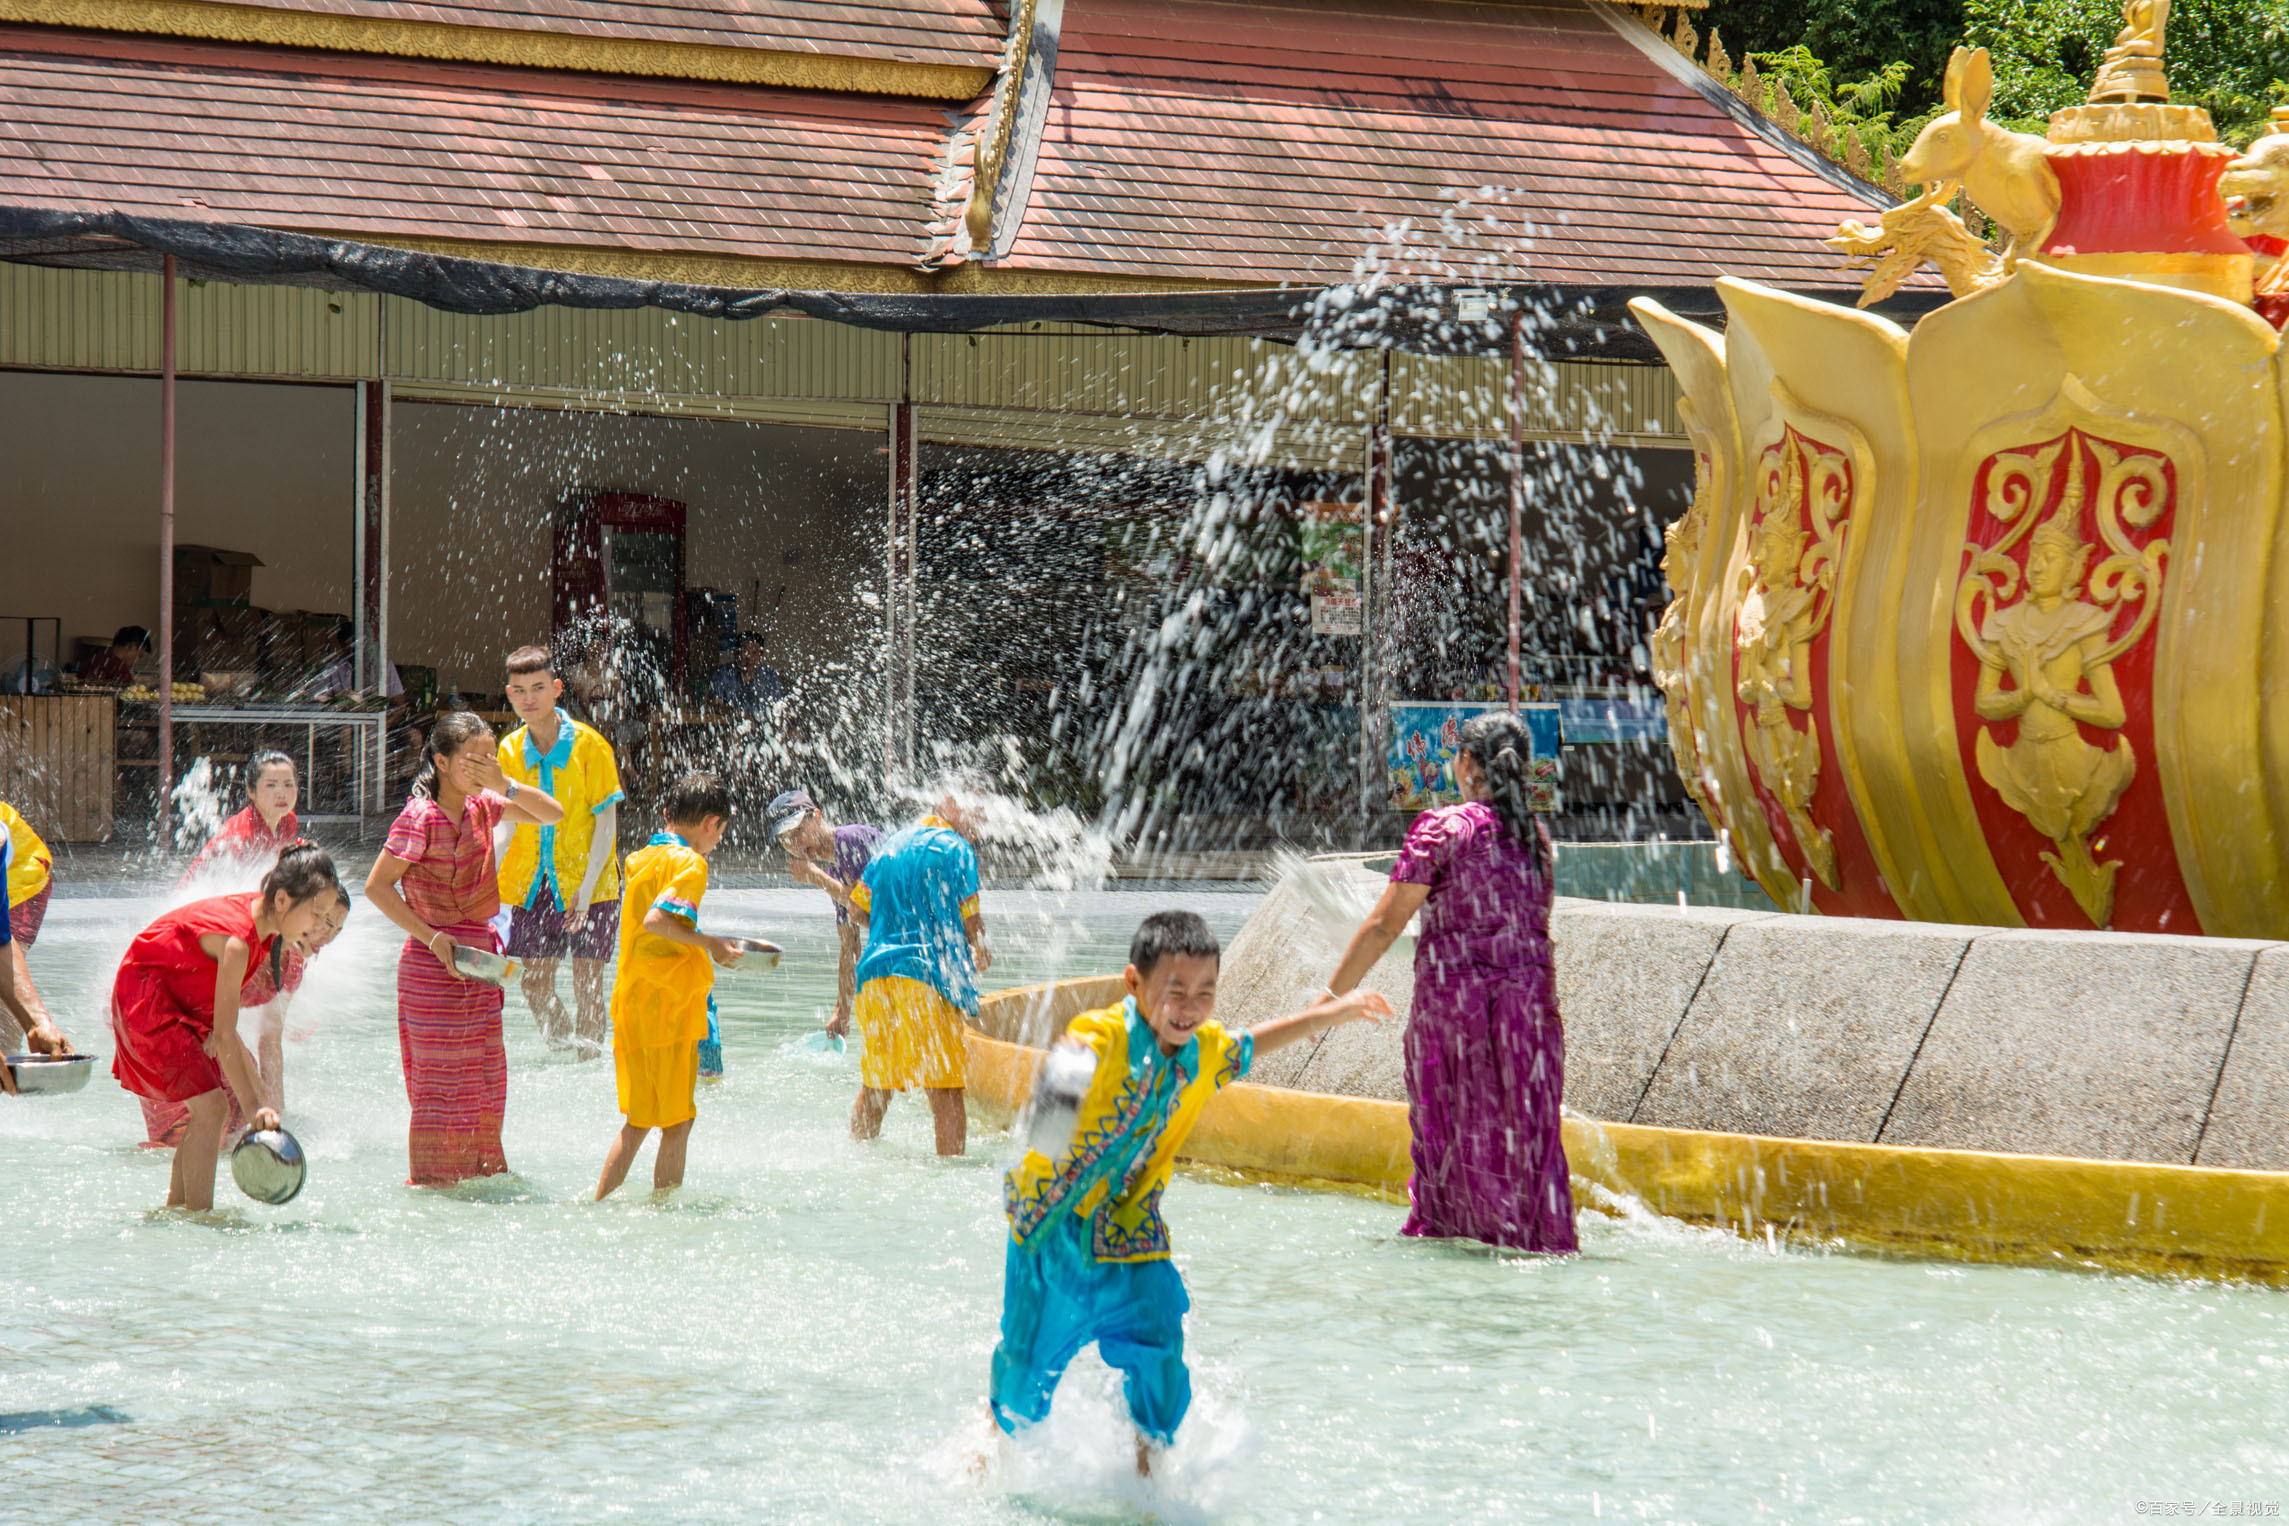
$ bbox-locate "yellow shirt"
[1,803,52,908]
[1003,1001,1252,1263]
[497,710,623,908]
[612,834,715,1049]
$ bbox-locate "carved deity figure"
[1735,498,1840,890]
[1651,443,1712,821]
[2089,0,2169,102]
[1970,518,2136,925]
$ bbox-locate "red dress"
[184,806,298,885]
[138,940,306,1148]
[111,895,276,1106]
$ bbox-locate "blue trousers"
[696,996,723,1079]
[989,1218,1192,1444]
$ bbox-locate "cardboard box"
[172,545,264,607]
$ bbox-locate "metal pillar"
[1507,312,1527,712]
[356,373,390,811]
[156,254,177,845]
[886,337,919,779]
[1360,347,1394,838]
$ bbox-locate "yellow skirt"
[615,1040,700,1128]
[854,975,968,1092]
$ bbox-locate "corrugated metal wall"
[0,265,1683,453]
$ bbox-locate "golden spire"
[2088,0,2169,104]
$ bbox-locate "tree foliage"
[1696,0,1965,119]
[1964,0,2289,145]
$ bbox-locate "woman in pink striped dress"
[364,712,563,1186]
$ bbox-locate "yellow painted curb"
[969,979,2289,1285]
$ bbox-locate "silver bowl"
[4,1054,95,1096]
[716,935,783,972]
[449,945,520,986]
[231,1127,307,1205]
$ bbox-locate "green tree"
[1964,0,2289,145]
[1697,0,1966,117]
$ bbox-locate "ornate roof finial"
[2088,0,2169,104]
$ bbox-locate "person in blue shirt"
[847,795,989,1155]
[708,634,783,716]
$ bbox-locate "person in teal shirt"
[848,796,990,1154]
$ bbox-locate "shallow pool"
[4,885,2286,1522]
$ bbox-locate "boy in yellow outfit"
[498,644,625,1057]
[593,772,745,1200]
[990,910,1389,1471]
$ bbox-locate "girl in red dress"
[136,884,349,1150]
[363,712,563,1186]
[111,842,345,1211]
[184,749,300,885]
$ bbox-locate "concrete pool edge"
[969,978,2289,1285]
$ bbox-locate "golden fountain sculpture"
[1634,1,2289,936]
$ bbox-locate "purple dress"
[1390,801,1577,1253]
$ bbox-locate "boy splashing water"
[989,911,1389,1472]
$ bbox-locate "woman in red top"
[184,749,300,885]
[364,712,563,1186]
[111,842,344,1211]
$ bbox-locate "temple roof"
[0,0,1900,298]
[995,0,1890,287]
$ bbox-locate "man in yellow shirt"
[498,645,624,1056]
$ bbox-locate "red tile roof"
[1000,0,1892,287]
[215,0,1006,68]
[0,27,946,266]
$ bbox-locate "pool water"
[4,885,2287,1522]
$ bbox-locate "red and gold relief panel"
[1952,428,2186,931]
[1731,426,1888,917]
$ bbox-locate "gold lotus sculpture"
[1635,2,2289,937]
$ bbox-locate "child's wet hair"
[260,840,343,912]
[411,710,493,799]
[1129,910,1220,978]
[247,749,295,793]
[662,770,730,827]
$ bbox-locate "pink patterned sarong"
[397,921,508,1186]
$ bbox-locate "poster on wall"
[1298,501,1363,596]
[1387,702,1562,811]
[1309,592,1362,635]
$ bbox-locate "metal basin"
[716,935,784,973]
[4,1054,95,1096]
[449,945,520,986]
[231,1127,308,1205]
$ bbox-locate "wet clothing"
[386,791,511,1186]
[853,974,965,1091]
[497,710,623,912]
[851,815,981,1014]
[140,937,306,1147]
[110,895,275,1106]
[2,802,52,914]
[1389,801,1576,1253]
[10,882,47,947]
[184,806,298,885]
[613,832,717,1115]
[991,999,1253,1443]
[504,879,621,961]
[828,824,882,926]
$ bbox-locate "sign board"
[1298,500,1363,604]
[1309,592,1362,636]
[1387,701,1562,812]
[1557,695,1668,744]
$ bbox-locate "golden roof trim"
[0,0,998,97]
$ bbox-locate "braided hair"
[1457,710,1555,883]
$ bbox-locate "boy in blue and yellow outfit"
[990,910,1389,1466]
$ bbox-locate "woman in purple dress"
[1325,711,1576,1253]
